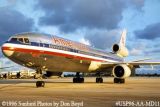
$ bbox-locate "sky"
[0,0,160,73]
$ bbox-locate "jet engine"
[112,64,131,78]
[112,44,129,57]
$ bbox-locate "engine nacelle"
[112,44,129,57]
[112,64,131,78]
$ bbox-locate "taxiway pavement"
[0,77,160,107]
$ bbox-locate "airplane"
[1,29,160,87]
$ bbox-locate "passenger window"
[24,38,29,44]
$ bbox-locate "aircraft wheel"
[80,78,84,83]
[73,78,84,83]
[96,77,103,83]
[79,78,84,83]
[36,81,45,87]
[120,79,125,83]
[73,78,77,83]
[114,78,125,84]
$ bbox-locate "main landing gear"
[114,78,125,84]
[35,69,45,87]
[96,72,103,83]
[96,77,103,83]
[72,72,104,83]
[73,72,84,83]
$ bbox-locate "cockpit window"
[24,38,29,44]
[18,38,23,43]
[8,37,30,44]
[9,38,17,42]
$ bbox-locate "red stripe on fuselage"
[2,46,105,62]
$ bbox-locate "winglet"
[119,29,127,47]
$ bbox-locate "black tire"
[78,78,80,83]
[120,79,125,83]
[96,78,103,83]
[114,78,125,84]
[114,78,118,83]
[96,78,98,83]
[73,78,76,83]
[99,78,103,83]
[36,81,45,87]
[41,81,45,87]
[81,78,84,83]
[73,78,84,83]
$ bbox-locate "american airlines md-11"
[1,30,160,87]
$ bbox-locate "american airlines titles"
[53,37,88,51]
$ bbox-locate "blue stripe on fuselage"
[6,41,122,62]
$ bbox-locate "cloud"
[37,0,145,51]
[0,7,34,45]
[0,48,2,57]
[38,0,126,33]
[35,0,146,53]
[37,0,145,33]
[134,22,160,40]
[130,48,143,56]
[79,38,90,46]
[84,29,120,50]
[127,38,160,57]
[0,57,25,71]
[144,46,160,56]
[127,0,144,11]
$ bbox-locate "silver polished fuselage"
[2,33,122,73]
[10,47,90,72]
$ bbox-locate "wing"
[88,59,160,71]
[101,61,160,68]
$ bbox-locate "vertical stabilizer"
[119,29,127,47]
[112,29,129,57]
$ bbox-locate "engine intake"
[112,64,131,78]
[112,44,129,57]
[112,44,119,52]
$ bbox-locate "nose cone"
[1,43,14,57]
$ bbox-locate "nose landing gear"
[36,81,45,87]
[35,69,45,87]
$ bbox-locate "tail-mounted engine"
[112,44,129,57]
